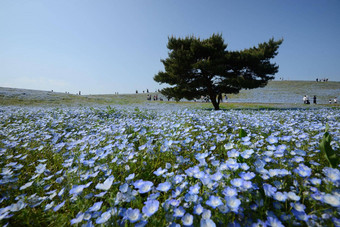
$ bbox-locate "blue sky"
[1,0,339,94]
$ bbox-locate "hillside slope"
[0,81,339,105]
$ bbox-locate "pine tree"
[154,34,283,110]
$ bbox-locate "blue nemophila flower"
[292,156,304,163]
[290,149,306,156]
[46,190,57,195]
[154,167,167,176]
[227,149,239,158]
[266,135,278,144]
[287,192,300,201]
[290,202,306,213]
[185,166,200,177]
[181,213,193,226]
[224,143,234,150]
[188,183,200,195]
[241,149,254,159]
[168,199,180,207]
[142,199,159,217]
[69,182,92,195]
[96,209,112,224]
[1,168,13,176]
[263,183,277,197]
[274,192,287,202]
[210,171,223,181]
[125,173,135,181]
[20,181,33,190]
[173,175,184,184]
[136,181,153,194]
[148,192,160,200]
[88,201,103,212]
[173,206,186,217]
[222,187,237,197]
[225,159,239,171]
[294,164,312,178]
[95,176,114,190]
[230,178,244,188]
[53,200,65,212]
[281,135,292,142]
[193,204,204,215]
[240,163,250,171]
[266,216,284,227]
[332,217,340,226]
[276,144,287,152]
[267,145,276,151]
[44,201,54,211]
[206,195,223,209]
[239,172,255,181]
[165,163,172,169]
[298,133,308,140]
[309,178,321,185]
[157,182,172,192]
[323,167,340,185]
[126,208,141,223]
[194,171,205,179]
[95,192,107,198]
[70,212,84,225]
[184,193,199,203]
[9,200,26,212]
[35,163,47,175]
[201,209,211,219]
[268,169,290,178]
[55,176,64,184]
[322,194,340,207]
[200,218,216,227]
[226,196,241,212]
[292,209,309,222]
[133,179,145,188]
[119,183,129,193]
[172,187,182,198]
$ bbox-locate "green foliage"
[154,34,283,110]
[238,128,248,138]
[320,123,339,168]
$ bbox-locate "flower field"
[0,106,339,226]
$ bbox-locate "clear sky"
[1,0,339,94]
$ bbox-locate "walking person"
[303,95,307,104]
[334,97,337,104]
[313,95,317,104]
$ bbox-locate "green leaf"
[239,128,247,138]
[320,125,339,168]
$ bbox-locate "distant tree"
[154,34,283,110]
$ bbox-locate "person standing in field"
[313,95,317,104]
[334,97,337,104]
[303,95,307,104]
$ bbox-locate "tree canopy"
[154,34,283,110]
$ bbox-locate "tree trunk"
[210,94,220,110]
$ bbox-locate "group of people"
[329,97,337,104]
[147,94,163,101]
[316,78,329,82]
[303,95,315,104]
[303,95,337,104]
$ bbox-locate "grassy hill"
[0,81,339,108]
[227,80,340,104]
